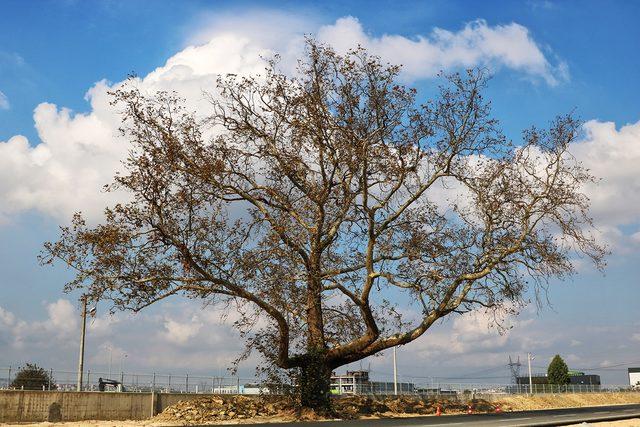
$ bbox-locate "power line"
[532,359,640,372]
[574,360,640,371]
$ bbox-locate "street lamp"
[528,352,536,394]
[120,354,127,374]
[120,354,127,385]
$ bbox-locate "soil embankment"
[152,392,640,424]
[499,393,640,411]
[4,392,640,426]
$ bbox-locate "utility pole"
[76,295,87,392]
[393,346,398,395]
[527,352,534,394]
[108,346,113,379]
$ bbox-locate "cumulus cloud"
[0,299,257,375]
[0,299,78,351]
[0,90,9,110]
[163,317,203,345]
[317,17,568,85]
[45,298,78,336]
[2,298,639,384]
[0,14,568,224]
[573,120,640,226]
[570,119,640,252]
[0,108,127,223]
[409,308,536,365]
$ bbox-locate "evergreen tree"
[10,364,56,390]
[547,354,570,385]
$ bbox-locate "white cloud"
[573,120,640,227]
[0,306,16,326]
[45,298,78,336]
[0,90,9,110]
[186,9,313,62]
[0,299,252,374]
[569,119,640,252]
[0,299,78,351]
[162,317,203,345]
[2,298,639,384]
[317,17,567,85]
[0,14,567,224]
[411,308,534,361]
[0,108,127,223]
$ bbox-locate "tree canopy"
[10,364,56,390]
[41,41,606,410]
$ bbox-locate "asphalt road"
[187,404,640,427]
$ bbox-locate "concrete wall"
[0,390,211,422]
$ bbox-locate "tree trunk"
[298,350,332,413]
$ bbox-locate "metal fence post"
[186,374,189,393]
[168,374,171,393]
[152,373,156,392]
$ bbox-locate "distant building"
[515,372,601,386]
[330,370,414,395]
[629,368,640,388]
[569,374,601,386]
[213,383,272,394]
[515,374,548,385]
[212,384,242,394]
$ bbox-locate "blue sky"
[1,0,639,385]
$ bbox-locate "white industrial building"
[629,368,640,388]
[330,370,414,395]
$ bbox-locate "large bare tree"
[42,41,605,410]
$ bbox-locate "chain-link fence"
[1,366,637,395]
[352,382,635,396]
[0,366,255,393]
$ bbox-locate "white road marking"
[593,411,611,414]
[499,417,532,421]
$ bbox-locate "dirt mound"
[154,392,640,424]
[154,395,499,424]
[499,392,640,411]
[153,395,298,424]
